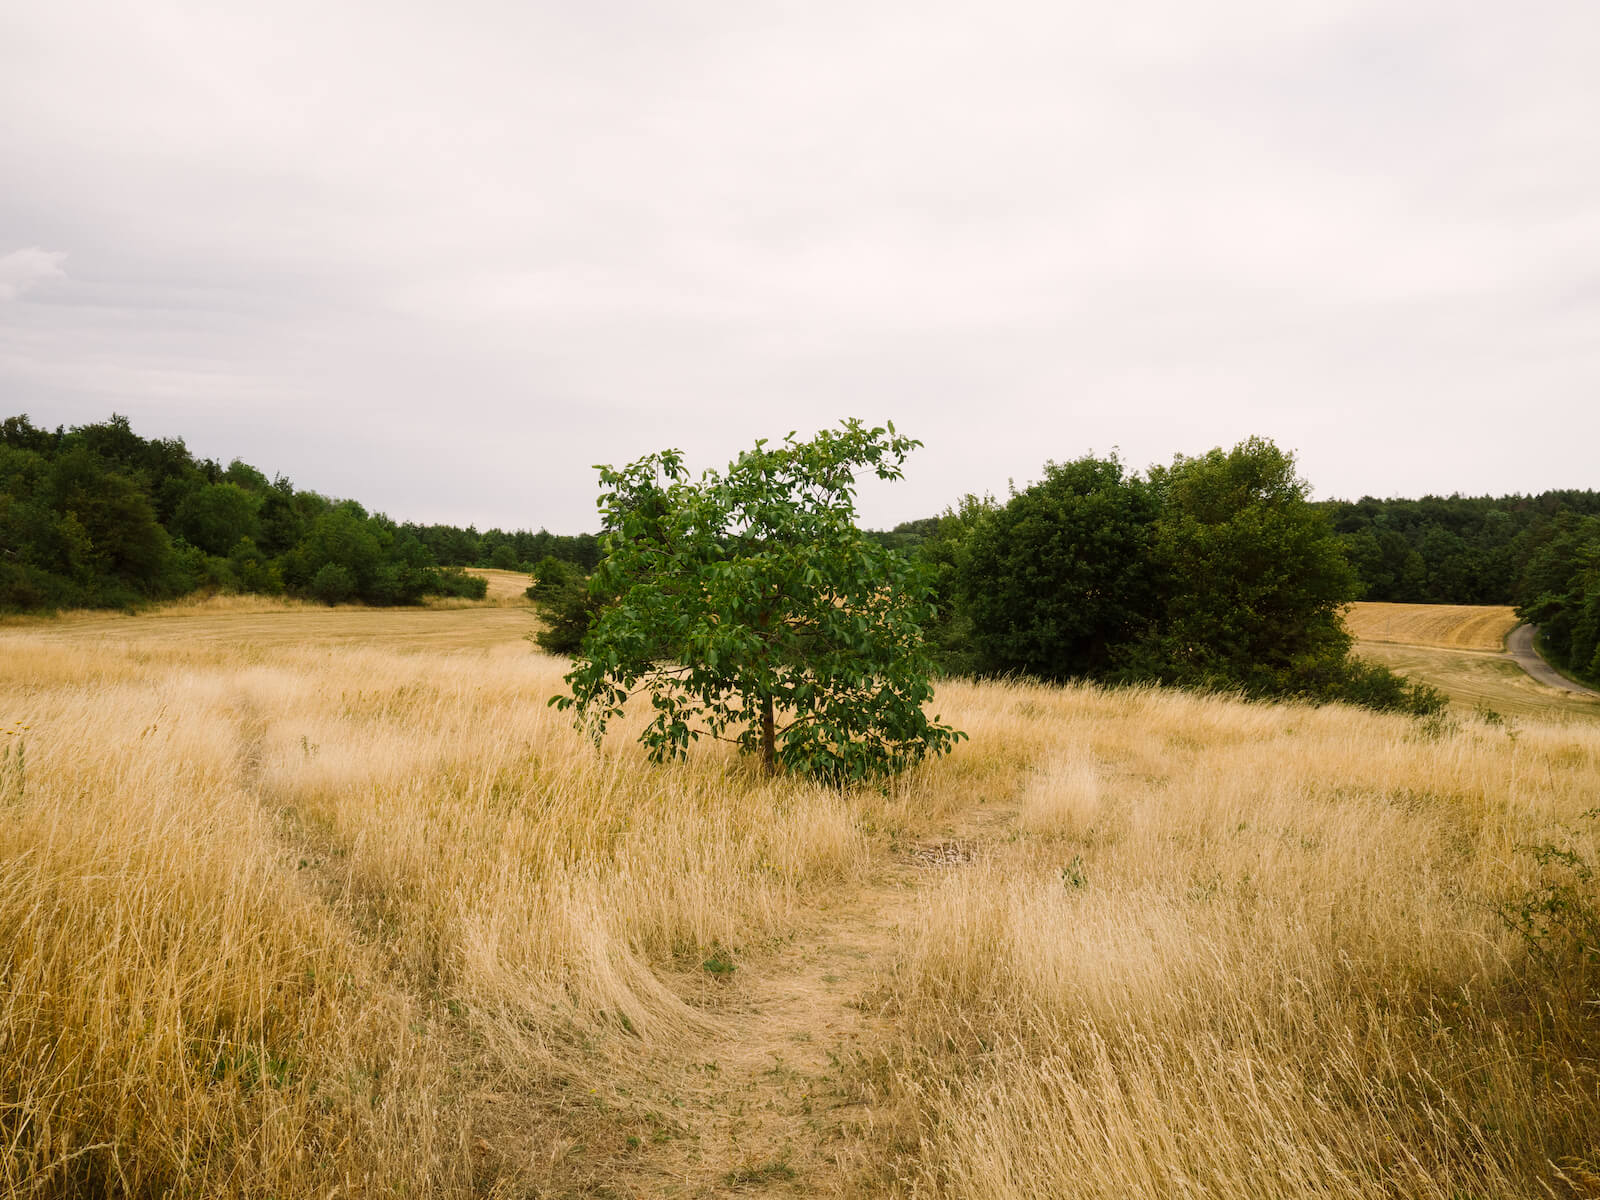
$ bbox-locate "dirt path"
[616,872,916,1196]
[571,809,1016,1198]
[1506,624,1600,697]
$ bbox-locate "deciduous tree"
[553,421,964,780]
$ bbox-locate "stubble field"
[1344,602,1520,651]
[1345,601,1600,721]
[3,596,1599,1197]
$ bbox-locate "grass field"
[1344,601,1520,650]
[1343,601,1600,721]
[467,567,535,602]
[1358,641,1600,721]
[4,599,1599,1197]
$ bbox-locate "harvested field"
[4,601,1599,1197]
[1341,602,1600,720]
[1343,601,1519,650]
[1356,641,1600,722]
[465,567,536,602]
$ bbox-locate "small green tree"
[527,556,599,654]
[310,562,356,605]
[553,421,964,780]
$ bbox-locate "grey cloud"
[2,1,1597,530]
[0,248,66,301]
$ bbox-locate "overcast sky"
[3,1,1597,532]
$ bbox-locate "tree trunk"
[760,693,776,774]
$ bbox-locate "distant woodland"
[4,412,1596,689]
[0,414,596,611]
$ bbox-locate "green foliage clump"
[1143,438,1360,695]
[309,563,357,605]
[960,455,1159,680]
[553,421,964,781]
[172,482,261,556]
[939,437,1442,715]
[526,556,599,654]
[429,568,489,600]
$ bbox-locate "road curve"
[1505,624,1600,697]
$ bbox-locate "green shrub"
[430,568,488,600]
[309,563,356,605]
[525,557,595,653]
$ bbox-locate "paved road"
[1505,624,1600,697]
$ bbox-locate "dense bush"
[310,562,357,605]
[525,556,598,654]
[959,455,1159,680]
[1143,438,1361,696]
[935,438,1444,715]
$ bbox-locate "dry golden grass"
[3,604,1598,1197]
[1342,602,1600,721]
[880,681,1600,1198]
[1345,601,1520,650]
[463,567,535,603]
[0,612,871,1196]
[1359,640,1600,722]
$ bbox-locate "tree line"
[903,438,1444,713]
[1319,491,1600,607]
[0,413,594,611]
[863,479,1600,693]
[7,412,1591,695]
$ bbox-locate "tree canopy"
[937,437,1442,714]
[959,454,1159,680]
[553,421,964,780]
[1145,437,1359,694]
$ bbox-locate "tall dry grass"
[0,634,869,1196]
[880,681,1600,1198]
[4,613,1598,1197]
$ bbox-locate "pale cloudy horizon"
[3,1,1597,532]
